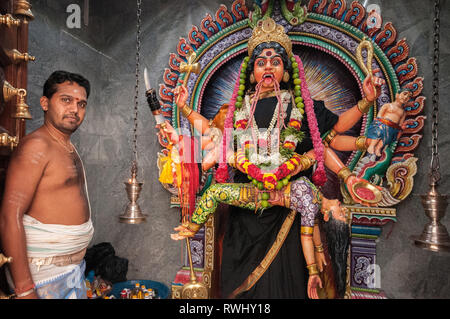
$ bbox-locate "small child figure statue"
[367,89,412,157]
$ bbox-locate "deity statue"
[157,17,385,299]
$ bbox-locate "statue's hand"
[173,85,189,107]
[346,175,382,207]
[363,69,386,102]
[156,120,179,146]
[307,274,323,299]
[268,190,285,207]
[315,251,327,272]
[170,224,196,241]
[201,144,220,171]
[201,128,224,171]
[321,198,346,222]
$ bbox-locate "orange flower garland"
[236,144,302,190]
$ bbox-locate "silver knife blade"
[144,67,151,91]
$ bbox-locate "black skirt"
[220,97,338,298]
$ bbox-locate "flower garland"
[235,90,301,168]
[294,55,326,186]
[231,55,309,191]
[215,54,326,197]
[215,59,245,183]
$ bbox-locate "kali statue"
[157,18,385,299]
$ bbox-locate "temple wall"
[24,0,450,298]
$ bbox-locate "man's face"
[253,48,285,92]
[41,81,88,134]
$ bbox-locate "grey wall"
[25,0,450,298]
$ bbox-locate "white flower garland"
[233,91,305,168]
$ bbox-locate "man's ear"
[40,96,49,112]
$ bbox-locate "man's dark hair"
[43,70,90,99]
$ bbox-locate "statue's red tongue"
[263,74,274,86]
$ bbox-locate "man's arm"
[0,136,49,298]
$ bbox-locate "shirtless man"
[0,71,94,299]
[366,89,412,157]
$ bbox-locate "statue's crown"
[247,18,293,58]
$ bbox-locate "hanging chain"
[132,0,142,174]
[429,0,441,186]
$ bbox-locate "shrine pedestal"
[345,205,396,299]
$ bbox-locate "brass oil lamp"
[119,162,146,224]
[119,0,147,224]
[412,0,450,252]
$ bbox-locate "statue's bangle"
[307,263,320,276]
[337,167,355,183]
[186,222,202,233]
[314,244,324,253]
[300,226,313,237]
[299,154,315,171]
[181,221,202,234]
[323,129,337,146]
[357,97,373,114]
[355,135,368,151]
[180,104,193,118]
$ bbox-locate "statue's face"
[253,48,284,92]
[396,91,412,105]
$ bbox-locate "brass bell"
[119,163,147,224]
[11,89,32,120]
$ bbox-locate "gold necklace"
[45,126,74,153]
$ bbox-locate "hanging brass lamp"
[412,0,450,252]
[119,0,147,224]
[119,162,146,224]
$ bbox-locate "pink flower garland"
[295,55,327,186]
[215,61,244,183]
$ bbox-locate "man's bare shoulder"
[12,127,52,162]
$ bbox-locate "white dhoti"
[7,215,94,299]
